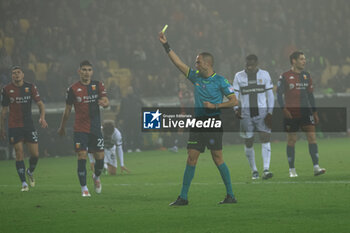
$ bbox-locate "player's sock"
[180,164,196,200]
[286,146,295,168]
[217,163,235,198]
[16,160,26,182]
[244,146,257,172]
[308,143,319,165]
[261,142,271,171]
[77,159,87,186]
[94,159,104,177]
[29,156,39,173]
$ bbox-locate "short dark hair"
[11,65,23,71]
[246,54,258,63]
[199,52,214,66]
[79,60,93,68]
[289,51,304,64]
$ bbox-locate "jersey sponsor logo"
[82,94,99,103]
[258,79,263,84]
[241,84,265,95]
[77,88,82,92]
[9,89,14,93]
[75,94,99,103]
[25,87,30,93]
[295,82,308,89]
[289,76,295,80]
[13,96,31,104]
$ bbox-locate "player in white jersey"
[88,120,129,175]
[233,54,274,180]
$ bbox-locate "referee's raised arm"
[159,31,189,76]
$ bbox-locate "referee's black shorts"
[186,116,223,153]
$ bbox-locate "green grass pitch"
[0,137,349,233]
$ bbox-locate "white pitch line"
[0,180,349,188]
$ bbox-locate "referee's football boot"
[219,195,237,204]
[252,171,259,180]
[26,168,35,187]
[262,170,273,180]
[169,196,188,206]
[314,167,326,176]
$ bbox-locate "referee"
[159,30,238,205]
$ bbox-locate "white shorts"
[240,115,271,139]
[88,145,117,168]
[104,146,117,168]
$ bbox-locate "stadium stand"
[0,0,349,154]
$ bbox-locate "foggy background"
[0,0,349,157]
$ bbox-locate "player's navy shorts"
[8,127,38,144]
[187,116,223,153]
[74,132,104,152]
[284,113,315,132]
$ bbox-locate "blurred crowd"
[1,0,350,103]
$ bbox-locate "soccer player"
[0,66,48,191]
[233,55,274,180]
[277,51,326,177]
[159,31,239,205]
[88,120,129,175]
[57,60,109,197]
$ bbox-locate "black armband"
[163,42,171,53]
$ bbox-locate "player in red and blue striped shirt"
[0,66,48,192]
[58,60,109,197]
[277,51,326,177]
